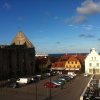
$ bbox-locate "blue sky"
[0,0,100,54]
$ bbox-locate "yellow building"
[65,56,81,71]
[51,55,83,74]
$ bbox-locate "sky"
[1,0,100,54]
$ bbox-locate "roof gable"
[67,56,79,62]
[11,31,34,48]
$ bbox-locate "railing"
[80,74,94,100]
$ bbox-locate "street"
[0,74,91,100]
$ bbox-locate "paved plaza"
[0,74,92,100]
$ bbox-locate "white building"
[85,48,100,74]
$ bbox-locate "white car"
[84,73,88,77]
[16,78,32,84]
[67,72,76,78]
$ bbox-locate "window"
[77,65,80,68]
[97,63,99,67]
[89,63,92,67]
[95,69,99,73]
[89,69,93,74]
[69,66,71,68]
[66,66,68,68]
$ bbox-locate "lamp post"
[35,81,38,100]
[49,73,52,99]
[46,57,52,99]
[48,65,52,99]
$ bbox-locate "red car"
[44,82,57,88]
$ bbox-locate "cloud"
[65,0,100,25]
[56,42,60,44]
[86,34,95,38]
[77,0,100,14]
[79,34,86,37]
[81,24,100,31]
[64,15,87,24]
[82,24,93,30]
[79,33,95,38]
[85,27,92,30]
[98,38,100,41]
[3,2,11,9]
[67,24,100,32]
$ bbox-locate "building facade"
[0,32,35,80]
[85,48,100,74]
[51,54,83,74]
[65,56,81,73]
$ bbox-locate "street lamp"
[48,65,52,99]
[35,81,38,100]
[49,74,52,99]
[46,57,52,99]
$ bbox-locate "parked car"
[16,77,32,84]
[52,80,61,86]
[8,78,18,83]
[36,74,42,80]
[7,82,19,88]
[67,72,76,78]
[84,73,88,77]
[41,74,49,80]
[61,75,71,81]
[52,80,65,86]
[44,82,57,88]
[45,73,51,77]
[56,77,66,83]
[50,71,58,76]
[31,76,39,83]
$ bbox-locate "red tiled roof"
[67,56,79,62]
[52,61,66,68]
[58,54,71,61]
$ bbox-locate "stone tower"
[0,31,35,80]
[11,31,34,48]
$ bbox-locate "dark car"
[31,76,40,83]
[61,75,71,81]
[56,77,66,83]
[52,80,65,87]
[7,82,19,88]
[44,82,58,88]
